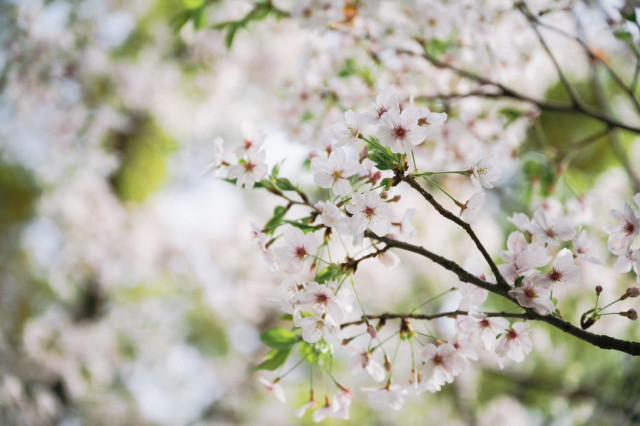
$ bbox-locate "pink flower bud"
[595,285,603,294]
[366,323,378,339]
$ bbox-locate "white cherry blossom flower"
[265,278,301,314]
[533,248,580,288]
[315,201,346,230]
[605,203,640,254]
[274,227,319,273]
[456,315,510,351]
[530,208,576,246]
[398,208,418,239]
[495,322,532,363]
[331,110,366,147]
[310,149,361,196]
[460,191,485,224]
[470,155,501,189]
[420,343,465,386]
[378,250,400,268]
[226,149,268,189]
[365,85,400,124]
[312,398,335,423]
[509,281,554,315]
[509,212,535,234]
[333,390,353,420]
[377,106,429,153]
[295,397,317,418]
[259,377,285,403]
[613,248,640,274]
[362,384,404,411]
[206,136,225,172]
[295,281,345,322]
[499,232,551,282]
[572,229,602,264]
[236,122,266,157]
[458,282,488,311]
[294,314,339,344]
[347,346,386,382]
[450,334,479,362]
[346,192,393,237]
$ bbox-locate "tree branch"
[367,232,640,356]
[399,173,510,291]
[340,310,528,329]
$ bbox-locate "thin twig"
[366,232,640,356]
[340,310,528,328]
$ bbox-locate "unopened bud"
[622,309,638,321]
[371,171,382,184]
[595,285,603,295]
[366,323,378,339]
[624,287,640,299]
[376,318,386,331]
[389,195,401,202]
[381,191,389,199]
[341,337,355,345]
[359,145,369,162]
[384,355,392,372]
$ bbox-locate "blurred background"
[1,0,640,425]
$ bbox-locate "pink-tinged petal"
[313,172,334,189]
[342,160,362,177]
[554,248,574,271]
[614,254,633,273]
[333,178,352,196]
[406,125,429,146]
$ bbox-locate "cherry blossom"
[470,155,502,189]
[294,313,339,344]
[362,384,405,411]
[533,248,581,288]
[295,281,345,322]
[259,377,285,403]
[347,346,386,382]
[377,107,430,154]
[420,343,466,387]
[460,191,485,224]
[495,323,533,363]
[226,149,268,189]
[530,208,576,246]
[346,192,393,240]
[605,202,640,254]
[274,227,319,273]
[365,85,400,124]
[331,110,366,147]
[509,281,554,315]
[310,148,361,196]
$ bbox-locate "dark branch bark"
[341,310,528,329]
[398,174,510,291]
[367,232,640,356]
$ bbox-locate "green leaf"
[314,264,343,283]
[283,220,319,233]
[299,341,332,366]
[260,327,300,349]
[514,276,525,287]
[275,177,296,191]
[182,0,205,10]
[225,23,240,49]
[499,107,524,127]
[192,7,207,30]
[614,30,633,43]
[264,205,288,234]
[252,347,292,372]
[172,10,193,32]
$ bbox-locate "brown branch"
[341,245,390,273]
[398,173,510,291]
[366,232,640,356]
[399,47,640,135]
[340,310,528,329]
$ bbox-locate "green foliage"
[314,264,343,284]
[185,304,230,357]
[106,114,178,203]
[299,340,332,366]
[0,159,39,232]
[260,327,300,349]
[366,137,403,171]
[252,347,292,371]
[264,205,288,234]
